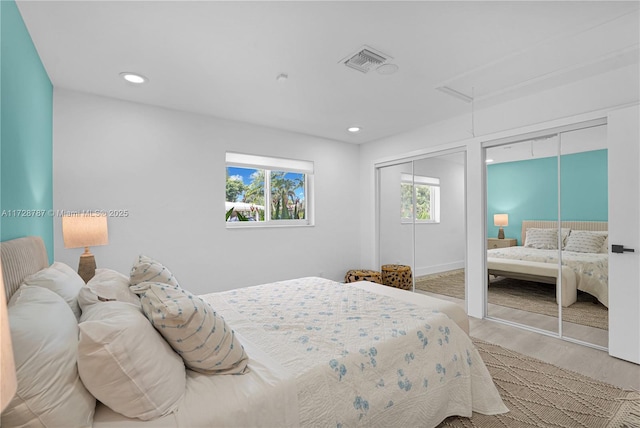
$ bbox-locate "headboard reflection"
[1,236,49,300]
[520,220,608,245]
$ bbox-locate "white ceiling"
[17,1,640,144]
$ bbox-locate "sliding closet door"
[485,137,560,334]
[559,125,608,348]
[378,162,415,277]
[411,153,466,303]
[377,151,466,302]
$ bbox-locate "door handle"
[612,244,635,254]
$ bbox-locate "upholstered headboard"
[520,220,608,246]
[1,236,49,300]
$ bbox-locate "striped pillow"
[564,230,607,254]
[524,228,558,250]
[130,281,249,375]
[130,255,179,287]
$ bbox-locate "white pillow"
[130,255,179,287]
[2,286,95,428]
[78,268,140,312]
[22,261,84,319]
[524,228,558,250]
[78,301,186,420]
[131,281,249,375]
[564,230,607,254]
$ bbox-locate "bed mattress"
[93,277,506,427]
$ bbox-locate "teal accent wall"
[1,0,54,262]
[487,149,607,245]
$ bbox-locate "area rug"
[439,339,640,428]
[415,270,608,330]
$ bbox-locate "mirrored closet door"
[379,161,415,273]
[377,151,466,306]
[559,125,608,348]
[485,136,560,335]
[484,121,609,349]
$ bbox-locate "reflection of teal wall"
[487,149,607,245]
[1,0,54,262]
[560,149,608,221]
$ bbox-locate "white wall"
[53,89,361,295]
[378,156,465,276]
[359,63,639,318]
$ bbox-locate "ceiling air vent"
[341,46,392,74]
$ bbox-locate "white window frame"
[225,152,314,228]
[400,173,440,224]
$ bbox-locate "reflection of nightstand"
[488,238,517,249]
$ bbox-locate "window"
[225,152,314,226]
[400,173,440,223]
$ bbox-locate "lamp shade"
[494,213,509,227]
[0,262,17,412]
[62,214,109,249]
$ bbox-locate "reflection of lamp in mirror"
[62,213,109,283]
[494,213,508,239]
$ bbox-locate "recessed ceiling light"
[347,127,361,133]
[486,159,494,163]
[120,72,148,84]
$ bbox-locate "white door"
[608,104,640,364]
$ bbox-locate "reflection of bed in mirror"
[488,221,608,308]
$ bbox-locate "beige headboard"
[521,220,608,245]
[1,236,49,300]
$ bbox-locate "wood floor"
[416,290,640,391]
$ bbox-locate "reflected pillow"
[524,228,558,250]
[564,230,607,254]
[561,228,571,249]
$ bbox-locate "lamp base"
[497,227,505,239]
[78,253,97,283]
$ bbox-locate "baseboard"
[415,261,464,277]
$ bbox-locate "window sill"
[226,221,313,229]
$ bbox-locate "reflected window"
[401,173,440,223]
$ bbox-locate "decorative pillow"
[2,286,95,428]
[564,230,608,254]
[22,261,84,319]
[78,268,140,312]
[601,235,609,254]
[561,228,571,249]
[524,228,558,250]
[130,255,179,287]
[131,281,249,375]
[78,301,186,420]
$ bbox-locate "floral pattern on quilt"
[488,247,608,306]
[204,277,506,427]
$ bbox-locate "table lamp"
[1,262,17,412]
[62,213,109,283]
[494,213,508,239]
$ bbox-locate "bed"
[1,236,507,428]
[487,220,608,308]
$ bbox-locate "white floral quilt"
[206,277,507,427]
[488,247,609,306]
